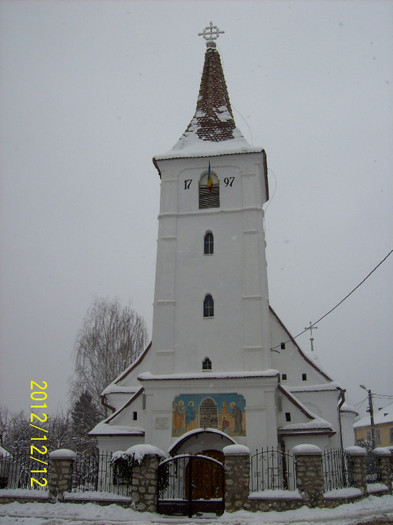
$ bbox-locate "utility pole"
[360,384,376,449]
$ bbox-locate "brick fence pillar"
[345,446,367,496]
[293,444,323,508]
[373,448,392,493]
[223,444,250,512]
[48,448,76,502]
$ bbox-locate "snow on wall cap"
[292,444,322,456]
[345,446,367,456]
[49,448,76,460]
[223,444,250,456]
[123,444,166,463]
[372,447,392,456]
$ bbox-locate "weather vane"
[198,22,224,47]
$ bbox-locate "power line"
[271,249,393,351]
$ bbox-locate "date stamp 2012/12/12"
[30,381,48,487]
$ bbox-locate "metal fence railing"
[71,451,132,496]
[0,451,132,496]
[322,449,353,491]
[0,453,49,491]
[250,447,297,492]
[365,451,382,484]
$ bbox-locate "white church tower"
[91,24,356,457]
[151,25,271,376]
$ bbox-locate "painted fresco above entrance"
[172,393,246,437]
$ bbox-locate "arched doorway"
[158,429,237,516]
[168,427,236,457]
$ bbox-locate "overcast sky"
[0,0,392,419]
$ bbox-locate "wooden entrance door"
[185,450,224,500]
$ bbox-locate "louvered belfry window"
[199,172,220,209]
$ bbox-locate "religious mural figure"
[186,401,197,431]
[222,416,230,433]
[230,402,243,434]
[173,400,186,435]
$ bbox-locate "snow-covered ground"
[0,495,393,525]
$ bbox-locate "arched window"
[204,231,214,255]
[203,294,214,318]
[202,357,212,370]
[199,172,220,209]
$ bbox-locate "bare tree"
[72,298,147,416]
[1,408,74,455]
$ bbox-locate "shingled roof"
[171,41,250,150]
[154,31,264,161]
[186,42,240,142]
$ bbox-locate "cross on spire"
[198,22,224,48]
[305,322,318,352]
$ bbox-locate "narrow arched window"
[203,294,214,318]
[199,171,220,209]
[204,231,214,255]
[202,357,212,370]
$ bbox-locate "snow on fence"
[250,447,297,492]
[322,449,353,492]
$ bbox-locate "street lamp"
[360,384,376,449]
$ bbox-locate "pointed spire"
[175,23,246,146]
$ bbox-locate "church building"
[90,23,356,458]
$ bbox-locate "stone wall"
[1,444,392,515]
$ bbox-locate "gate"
[157,454,225,517]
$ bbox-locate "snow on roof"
[340,402,358,415]
[353,401,393,428]
[99,342,152,396]
[278,384,334,433]
[154,136,263,161]
[269,306,333,382]
[101,384,139,396]
[288,382,340,393]
[279,417,334,433]
[138,370,279,381]
[88,422,145,436]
